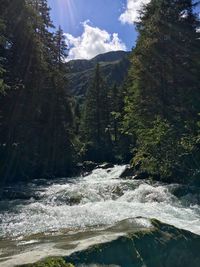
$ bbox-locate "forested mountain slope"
[66,51,130,96]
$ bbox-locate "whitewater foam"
[0,165,200,239]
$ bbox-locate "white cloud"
[65,21,127,61]
[119,0,151,24]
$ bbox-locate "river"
[0,165,200,266]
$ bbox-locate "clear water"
[0,165,200,266]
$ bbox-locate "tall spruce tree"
[53,26,68,66]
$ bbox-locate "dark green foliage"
[80,62,132,163]
[53,26,68,66]
[0,0,75,183]
[123,0,200,183]
[81,64,112,162]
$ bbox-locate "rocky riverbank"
[19,219,200,267]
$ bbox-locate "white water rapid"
[0,165,200,266]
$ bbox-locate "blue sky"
[47,0,200,60]
[47,0,140,60]
[48,0,136,49]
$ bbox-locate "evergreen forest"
[0,0,200,186]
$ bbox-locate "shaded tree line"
[1,0,200,186]
[79,63,131,163]
[122,0,200,184]
[0,0,75,184]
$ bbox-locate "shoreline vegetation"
[1,0,200,186]
[0,0,200,186]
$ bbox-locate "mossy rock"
[18,220,200,267]
[66,219,200,267]
[18,257,74,267]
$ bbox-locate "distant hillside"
[66,51,130,97]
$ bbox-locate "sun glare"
[57,0,76,25]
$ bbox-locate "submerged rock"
[111,186,124,198]
[66,195,82,206]
[66,219,200,267]
[119,166,135,178]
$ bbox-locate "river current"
[0,165,200,266]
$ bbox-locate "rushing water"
[0,165,200,266]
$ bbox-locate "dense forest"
[123,0,200,184]
[0,0,75,183]
[0,0,200,186]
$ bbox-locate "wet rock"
[170,185,200,205]
[82,161,98,172]
[120,165,151,180]
[66,219,200,267]
[66,195,82,206]
[75,161,98,176]
[111,186,124,198]
[171,185,200,198]
[134,171,150,180]
[120,166,135,178]
[75,162,84,172]
[99,163,114,169]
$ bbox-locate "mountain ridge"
[66,50,130,96]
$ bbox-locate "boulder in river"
[99,163,115,169]
[65,219,200,267]
[82,161,98,172]
[119,165,135,178]
[76,161,98,175]
[134,171,150,180]
[120,165,151,180]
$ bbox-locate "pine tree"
[109,84,123,144]
[53,26,68,66]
